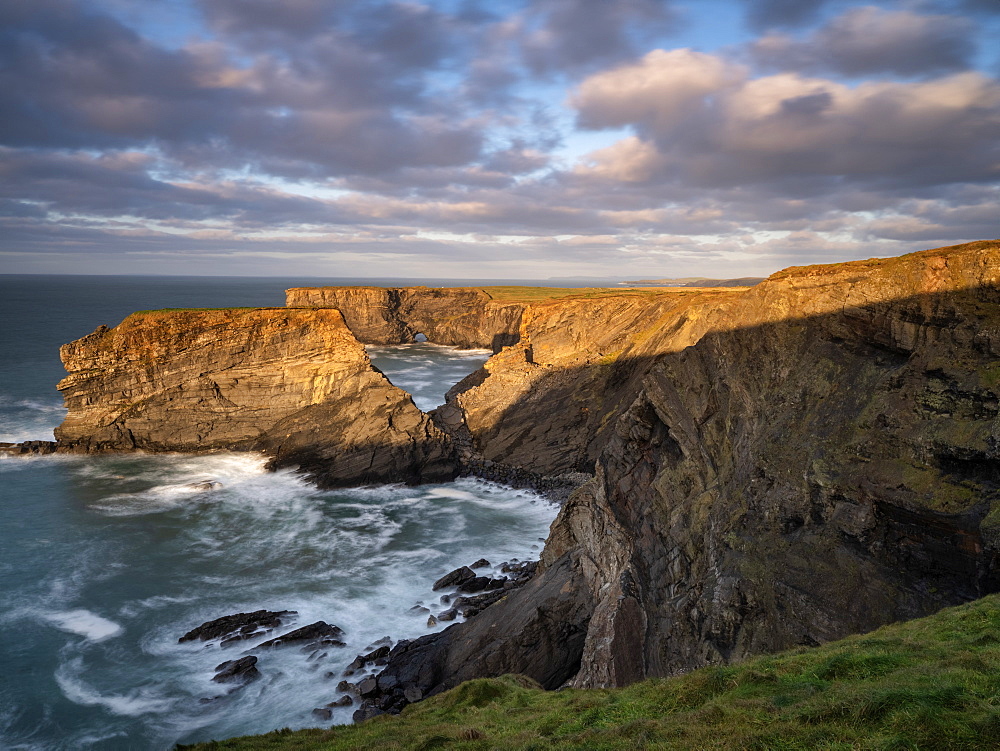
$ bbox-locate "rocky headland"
[52,307,453,486]
[38,239,1000,723]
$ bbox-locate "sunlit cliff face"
[2,1,999,278]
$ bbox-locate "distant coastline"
[621,276,766,287]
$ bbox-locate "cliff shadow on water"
[371,278,1000,710]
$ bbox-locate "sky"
[2,0,999,279]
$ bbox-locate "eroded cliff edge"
[363,240,1000,705]
[55,307,455,487]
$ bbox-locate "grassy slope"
[180,594,1000,750]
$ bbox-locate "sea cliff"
[349,240,1000,711]
[48,239,1000,715]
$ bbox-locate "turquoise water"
[0,276,555,750]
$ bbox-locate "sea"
[0,274,615,750]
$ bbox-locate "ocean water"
[0,276,558,750]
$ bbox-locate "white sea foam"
[45,610,123,642]
[56,659,174,716]
[0,394,66,443]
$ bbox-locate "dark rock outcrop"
[255,621,346,650]
[432,566,476,591]
[352,552,591,718]
[179,610,297,645]
[0,440,58,455]
[212,656,260,684]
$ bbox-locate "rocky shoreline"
[18,240,1000,732]
[172,553,544,724]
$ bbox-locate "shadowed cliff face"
[55,308,456,487]
[371,240,1000,698]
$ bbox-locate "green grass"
[178,594,1000,750]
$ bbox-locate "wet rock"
[358,677,379,697]
[377,673,400,692]
[364,636,393,651]
[179,610,297,645]
[470,558,491,569]
[456,576,505,594]
[336,680,357,693]
[212,656,260,684]
[427,615,437,627]
[432,566,476,591]
[353,703,385,723]
[0,440,58,456]
[362,645,391,662]
[500,560,537,577]
[255,621,345,650]
[410,605,430,614]
[312,707,333,721]
[329,695,353,707]
[437,608,458,622]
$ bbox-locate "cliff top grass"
[179,593,1000,751]
[770,239,1000,281]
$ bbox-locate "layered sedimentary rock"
[286,286,523,351]
[372,240,1000,701]
[55,308,454,487]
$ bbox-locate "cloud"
[571,49,1000,192]
[1,0,998,278]
[0,1,497,185]
[516,0,681,76]
[750,6,974,77]
[742,0,832,31]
